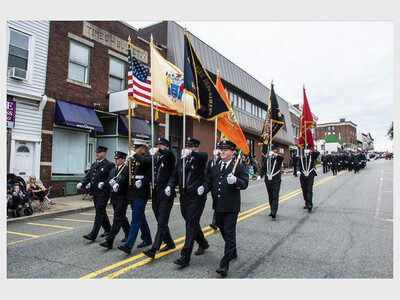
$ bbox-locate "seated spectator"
[8,184,30,210]
[26,175,51,212]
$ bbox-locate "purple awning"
[54,100,103,132]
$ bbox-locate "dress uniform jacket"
[296,151,320,178]
[105,164,129,205]
[128,154,152,200]
[154,148,176,195]
[203,160,249,213]
[168,150,208,196]
[80,158,114,198]
[259,155,284,183]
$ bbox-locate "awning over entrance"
[118,115,151,139]
[54,100,104,132]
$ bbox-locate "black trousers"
[322,163,328,173]
[106,200,130,244]
[332,165,337,175]
[265,180,281,215]
[300,175,315,209]
[89,196,111,238]
[179,194,208,261]
[151,191,175,250]
[215,212,238,270]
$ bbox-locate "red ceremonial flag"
[298,87,315,150]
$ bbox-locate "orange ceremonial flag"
[216,75,249,155]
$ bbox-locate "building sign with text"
[7,100,16,128]
[82,21,148,64]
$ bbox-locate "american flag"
[127,44,177,114]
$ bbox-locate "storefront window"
[52,128,88,174]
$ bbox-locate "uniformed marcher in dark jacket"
[118,139,152,255]
[143,138,177,259]
[331,152,338,176]
[291,154,299,177]
[259,144,284,219]
[166,137,209,268]
[99,151,130,249]
[296,144,320,212]
[200,140,249,277]
[206,144,221,230]
[78,146,114,241]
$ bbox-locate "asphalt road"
[7,159,393,279]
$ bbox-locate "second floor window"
[68,40,90,84]
[109,56,125,92]
[8,28,30,78]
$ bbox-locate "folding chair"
[82,184,93,201]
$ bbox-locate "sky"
[128,21,393,152]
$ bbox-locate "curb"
[7,205,95,224]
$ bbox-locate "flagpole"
[214,70,220,165]
[128,37,132,186]
[150,35,155,189]
[182,29,187,190]
[269,80,273,175]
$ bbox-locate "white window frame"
[108,56,126,92]
[7,27,34,83]
[68,39,91,85]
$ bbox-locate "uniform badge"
[191,165,194,170]
[101,168,104,171]
[161,163,164,167]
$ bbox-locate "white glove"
[128,151,136,159]
[197,186,204,195]
[77,183,83,189]
[165,186,171,196]
[149,147,158,156]
[181,149,191,158]
[257,175,261,181]
[227,173,237,184]
[135,180,142,188]
[109,179,116,187]
[112,183,119,192]
[98,182,104,189]
[213,149,219,156]
[297,171,301,176]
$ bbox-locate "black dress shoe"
[117,245,132,254]
[209,224,218,230]
[100,232,110,237]
[160,244,176,252]
[99,241,113,249]
[268,213,273,216]
[231,253,238,260]
[143,249,156,259]
[194,244,209,255]
[121,237,127,243]
[303,206,308,209]
[83,234,95,241]
[173,258,189,267]
[137,241,152,248]
[216,267,228,277]
[271,214,276,219]
[308,207,312,212]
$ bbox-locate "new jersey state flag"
[150,43,198,119]
[216,75,249,155]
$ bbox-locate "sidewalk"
[7,194,95,223]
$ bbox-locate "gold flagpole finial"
[303,83,305,90]
[128,35,131,44]
[150,34,153,44]
[271,80,274,86]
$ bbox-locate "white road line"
[374,169,384,219]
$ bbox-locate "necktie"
[221,163,227,173]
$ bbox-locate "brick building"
[41,21,166,197]
[316,118,358,151]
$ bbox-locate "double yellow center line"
[81,171,347,279]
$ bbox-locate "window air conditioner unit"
[9,67,27,80]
